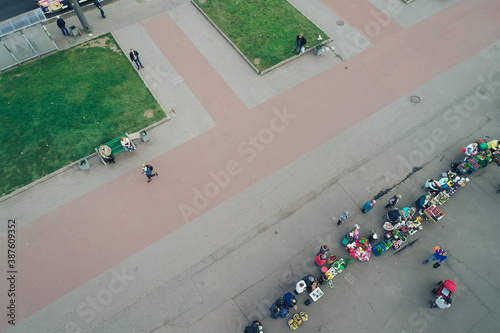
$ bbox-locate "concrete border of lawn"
[191,0,261,74]
[260,39,333,75]
[0,115,171,203]
[191,0,329,75]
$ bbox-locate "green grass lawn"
[195,0,329,72]
[0,33,165,196]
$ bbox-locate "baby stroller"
[432,280,456,298]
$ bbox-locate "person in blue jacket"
[423,248,448,264]
[269,303,280,319]
[415,194,431,215]
[387,209,401,222]
[94,0,106,18]
[282,292,298,310]
[361,200,376,214]
[415,195,431,209]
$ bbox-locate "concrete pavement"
[1,0,499,332]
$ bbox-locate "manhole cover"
[254,58,261,65]
[144,110,154,118]
[410,96,420,103]
[336,20,345,26]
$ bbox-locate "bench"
[95,133,137,165]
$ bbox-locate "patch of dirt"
[76,36,121,53]
[10,74,24,78]
[144,110,154,118]
[254,58,261,65]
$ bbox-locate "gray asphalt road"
[0,0,37,22]
[0,0,94,23]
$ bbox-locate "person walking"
[385,194,402,209]
[423,246,448,265]
[56,16,69,36]
[292,34,307,55]
[94,0,106,18]
[361,200,376,214]
[142,164,158,183]
[337,211,349,227]
[129,48,144,70]
[430,295,452,309]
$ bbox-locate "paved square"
[1,0,499,332]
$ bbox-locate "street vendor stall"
[455,139,495,174]
[374,212,423,256]
[435,172,468,201]
[418,166,470,222]
[303,256,351,310]
[342,225,372,261]
[377,217,423,253]
[455,157,480,175]
[475,150,493,168]
[324,257,351,288]
[424,205,444,222]
[433,191,450,205]
[308,287,324,302]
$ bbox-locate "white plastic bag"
[300,46,305,54]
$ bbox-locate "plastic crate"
[373,244,385,256]
[382,240,392,250]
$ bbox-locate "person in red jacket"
[315,253,326,266]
